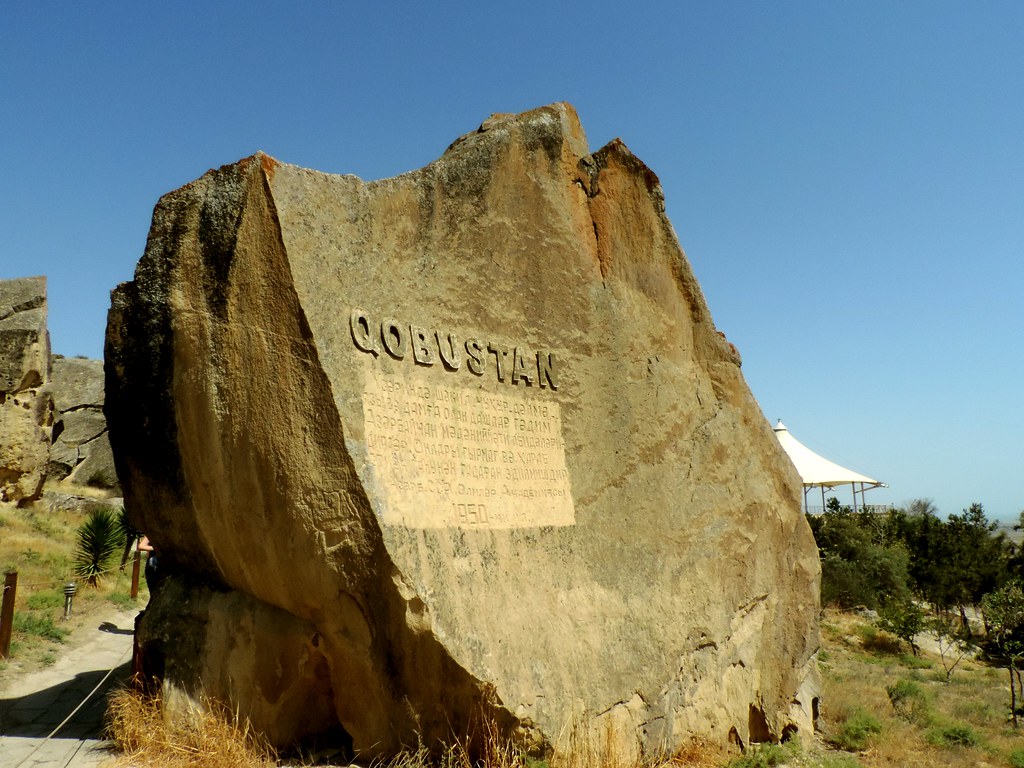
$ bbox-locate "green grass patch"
[106,589,137,609]
[25,589,63,610]
[815,755,861,768]
[952,698,997,725]
[897,653,932,669]
[13,611,68,643]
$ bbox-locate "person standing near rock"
[137,536,159,593]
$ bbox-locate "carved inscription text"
[361,371,575,529]
[351,309,558,389]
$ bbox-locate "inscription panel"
[361,370,575,529]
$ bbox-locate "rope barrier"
[9,565,130,591]
[11,642,132,768]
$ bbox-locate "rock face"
[107,104,820,760]
[0,278,118,500]
[48,356,119,490]
[0,276,53,504]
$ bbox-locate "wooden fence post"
[131,551,141,599]
[0,571,17,659]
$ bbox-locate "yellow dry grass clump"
[104,683,727,768]
[106,686,277,768]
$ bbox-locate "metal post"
[63,582,77,621]
[1,572,17,659]
[131,551,141,600]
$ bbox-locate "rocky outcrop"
[0,277,53,504]
[0,278,119,500]
[107,104,821,761]
[48,356,119,491]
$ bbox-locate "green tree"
[877,598,926,654]
[944,503,1009,614]
[930,612,977,682]
[889,502,1010,620]
[982,580,1024,727]
[809,506,912,609]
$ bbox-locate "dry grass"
[106,684,277,768]
[818,609,1024,768]
[103,679,729,768]
[376,740,727,768]
[373,686,730,768]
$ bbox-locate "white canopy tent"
[773,420,886,514]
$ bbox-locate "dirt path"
[0,605,139,768]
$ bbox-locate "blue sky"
[2,3,1021,519]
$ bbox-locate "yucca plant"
[73,507,126,586]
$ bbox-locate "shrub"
[86,468,117,488]
[856,625,902,656]
[73,507,125,585]
[924,723,981,748]
[886,679,931,725]
[829,709,882,752]
[725,741,798,768]
[1009,747,1024,768]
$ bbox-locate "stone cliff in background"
[106,103,821,760]
[0,277,53,503]
[48,356,118,490]
[0,277,119,502]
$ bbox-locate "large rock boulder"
[107,104,820,760]
[47,356,119,490]
[0,276,53,504]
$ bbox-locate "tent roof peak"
[774,420,885,491]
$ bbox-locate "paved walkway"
[0,608,137,768]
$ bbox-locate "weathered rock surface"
[0,277,53,503]
[47,356,119,490]
[107,103,821,760]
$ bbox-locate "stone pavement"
[0,608,138,768]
